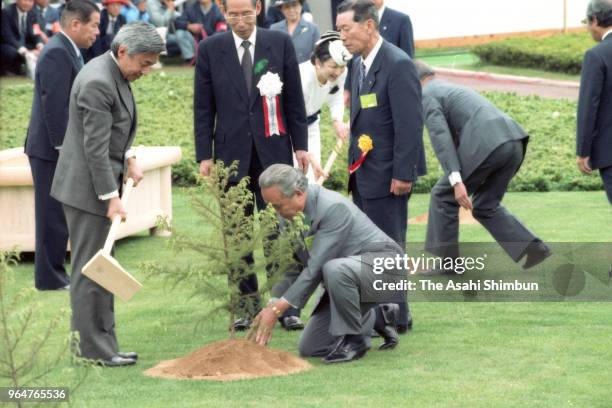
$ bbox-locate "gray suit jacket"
[278,184,403,309]
[422,79,528,180]
[51,52,136,216]
[270,17,320,64]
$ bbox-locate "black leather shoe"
[98,356,136,367]
[374,304,400,350]
[280,316,304,331]
[118,351,138,360]
[523,241,552,270]
[323,335,370,364]
[397,318,413,334]
[233,317,252,331]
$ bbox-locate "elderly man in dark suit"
[253,164,403,363]
[342,0,415,107]
[577,0,612,204]
[0,0,44,75]
[25,0,100,291]
[414,61,551,272]
[194,0,308,331]
[337,0,424,333]
[52,22,164,366]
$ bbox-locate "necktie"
[358,61,367,93]
[77,53,84,68]
[108,18,115,35]
[20,14,27,41]
[241,40,253,95]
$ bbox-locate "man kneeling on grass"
[252,164,406,364]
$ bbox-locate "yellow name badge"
[360,93,378,109]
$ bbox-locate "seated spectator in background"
[147,0,194,63]
[34,0,61,41]
[175,0,226,64]
[270,0,318,63]
[121,0,150,23]
[83,0,126,62]
[1,0,44,76]
[266,0,310,27]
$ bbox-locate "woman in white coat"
[296,30,352,182]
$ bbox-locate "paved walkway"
[434,67,580,100]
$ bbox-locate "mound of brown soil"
[144,339,312,381]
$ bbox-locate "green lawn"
[417,52,581,82]
[3,190,612,407]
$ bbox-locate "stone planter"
[0,146,182,252]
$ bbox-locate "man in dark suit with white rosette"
[252,164,404,364]
[337,0,425,333]
[194,0,309,331]
[414,61,552,272]
[51,22,165,367]
[577,0,612,204]
[25,0,100,291]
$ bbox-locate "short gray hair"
[259,164,308,197]
[413,60,435,81]
[587,0,612,26]
[111,22,165,57]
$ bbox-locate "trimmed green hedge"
[473,33,593,75]
[0,69,601,192]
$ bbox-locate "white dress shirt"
[361,34,383,77]
[232,27,256,64]
[603,29,612,41]
[377,5,386,22]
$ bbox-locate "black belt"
[306,110,321,126]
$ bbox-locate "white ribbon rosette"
[257,72,285,137]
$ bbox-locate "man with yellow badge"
[336,0,425,332]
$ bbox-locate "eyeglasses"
[226,12,256,22]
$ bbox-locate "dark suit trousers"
[350,175,411,326]
[0,44,24,75]
[599,165,612,204]
[28,156,70,290]
[231,147,300,319]
[63,204,119,361]
[426,140,538,262]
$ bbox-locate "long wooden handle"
[102,178,135,255]
[316,140,344,186]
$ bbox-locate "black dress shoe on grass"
[396,320,412,334]
[118,351,138,360]
[98,356,136,367]
[374,304,400,350]
[323,335,370,364]
[280,316,304,331]
[523,241,552,270]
